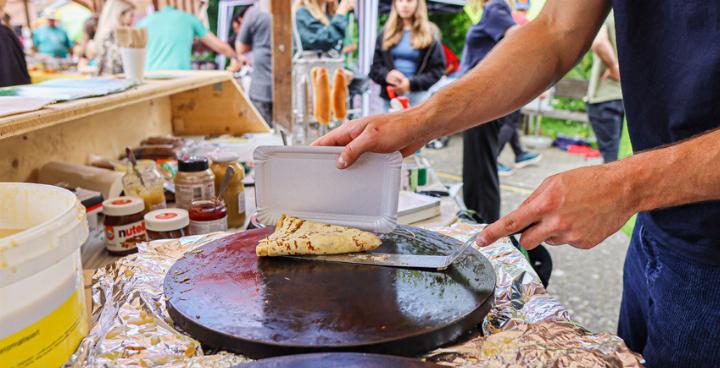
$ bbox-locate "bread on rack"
[311,67,331,125]
[331,68,348,121]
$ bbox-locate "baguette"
[331,68,348,121]
[312,67,331,125]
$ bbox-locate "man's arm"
[591,25,620,80]
[314,0,612,168]
[478,128,720,250]
[201,32,237,59]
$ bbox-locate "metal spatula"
[283,234,478,271]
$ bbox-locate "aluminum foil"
[67,224,644,367]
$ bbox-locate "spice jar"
[123,160,167,212]
[174,156,215,210]
[144,208,190,240]
[103,196,147,255]
[209,152,246,228]
[189,200,228,235]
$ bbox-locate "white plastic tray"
[254,146,402,233]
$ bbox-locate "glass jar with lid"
[188,200,228,235]
[174,156,215,210]
[144,208,190,240]
[209,152,246,228]
[122,160,167,212]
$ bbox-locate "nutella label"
[175,182,215,210]
[105,220,146,252]
[190,217,228,235]
[237,192,246,215]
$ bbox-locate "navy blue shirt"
[613,1,720,263]
[459,0,515,75]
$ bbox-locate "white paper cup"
[120,47,146,82]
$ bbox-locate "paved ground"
[422,134,629,334]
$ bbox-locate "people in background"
[459,0,527,222]
[33,14,73,58]
[586,11,623,163]
[369,0,444,109]
[95,0,135,75]
[78,16,98,65]
[0,0,30,87]
[138,6,237,71]
[235,0,273,125]
[294,0,354,53]
[228,7,250,50]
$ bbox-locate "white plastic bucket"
[0,183,89,368]
[120,47,146,82]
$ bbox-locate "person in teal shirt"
[137,6,237,71]
[33,17,73,58]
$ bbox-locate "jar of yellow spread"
[209,152,246,228]
[122,160,167,212]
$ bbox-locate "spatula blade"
[283,253,450,270]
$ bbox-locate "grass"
[618,120,636,237]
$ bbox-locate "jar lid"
[209,151,240,164]
[144,208,190,232]
[178,156,209,172]
[103,196,145,216]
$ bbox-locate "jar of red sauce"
[144,208,190,240]
[188,200,228,235]
[103,196,147,255]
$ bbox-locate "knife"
[282,234,478,271]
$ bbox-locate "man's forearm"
[622,129,720,213]
[591,29,618,71]
[414,0,611,139]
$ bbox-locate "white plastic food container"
[0,183,89,367]
[254,146,402,233]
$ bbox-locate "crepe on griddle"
[256,214,382,256]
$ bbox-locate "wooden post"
[22,0,32,31]
[271,0,293,132]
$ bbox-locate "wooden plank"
[271,0,293,132]
[0,71,231,141]
[171,79,270,135]
[0,97,172,182]
[554,78,589,100]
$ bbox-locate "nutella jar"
[174,156,215,210]
[189,200,228,235]
[103,196,147,255]
[145,208,190,240]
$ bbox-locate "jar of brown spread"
[144,208,190,240]
[103,196,147,255]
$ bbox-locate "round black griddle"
[234,352,444,367]
[164,226,495,359]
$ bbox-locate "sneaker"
[514,152,542,168]
[497,163,514,177]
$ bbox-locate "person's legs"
[619,218,720,367]
[462,120,500,223]
[497,111,524,157]
[587,100,624,163]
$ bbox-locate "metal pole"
[357,0,378,117]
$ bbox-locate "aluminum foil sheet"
[67,224,643,367]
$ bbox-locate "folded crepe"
[257,214,382,256]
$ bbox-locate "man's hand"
[602,63,620,81]
[477,163,636,250]
[312,110,431,169]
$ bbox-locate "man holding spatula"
[315,0,720,366]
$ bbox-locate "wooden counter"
[1,71,269,182]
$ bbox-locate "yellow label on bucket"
[0,289,88,368]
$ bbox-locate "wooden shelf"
[0,70,270,182]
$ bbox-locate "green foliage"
[428,12,473,56]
